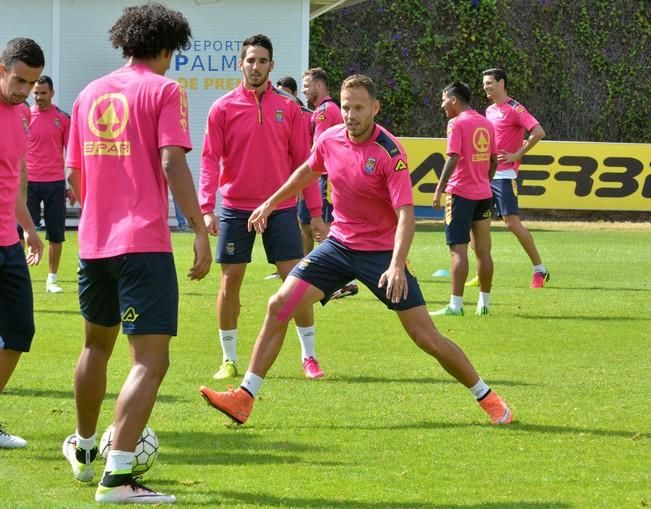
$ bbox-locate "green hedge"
[310,0,650,142]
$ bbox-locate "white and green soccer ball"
[99,424,159,476]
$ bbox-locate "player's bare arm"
[161,146,212,280]
[15,158,43,265]
[248,161,319,234]
[498,123,546,164]
[379,205,415,304]
[433,154,459,208]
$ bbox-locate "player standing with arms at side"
[62,4,211,504]
[199,75,513,427]
[26,75,71,293]
[200,35,327,381]
[430,82,497,317]
[482,68,549,288]
[0,37,44,449]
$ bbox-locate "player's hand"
[188,229,212,280]
[67,188,77,206]
[248,201,274,233]
[497,150,520,164]
[310,217,329,242]
[378,264,408,304]
[203,213,219,236]
[23,228,44,266]
[433,189,443,209]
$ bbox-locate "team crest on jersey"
[54,117,60,128]
[22,115,29,133]
[226,242,236,256]
[275,109,284,123]
[121,306,139,322]
[298,258,311,270]
[364,157,377,175]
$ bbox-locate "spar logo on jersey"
[275,109,284,123]
[364,157,377,175]
[84,93,131,156]
[471,127,491,162]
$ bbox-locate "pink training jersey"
[66,63,192,259]
[27,104,70,182]
[485,97,539,173]
[200,81,321,216]
[0,102,30,246]
[445,109,496,200]
[307,124,413,251]
[311,96,343,142]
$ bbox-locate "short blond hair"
[341,74,377,100]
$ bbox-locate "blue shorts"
[444,194,492,246]
[217,207,303,264]
[78,253,178,336]
[289,238,425,311]
[27,180,66,243]
[0,243,35,352]
[297,175,334,225]
[491,178,519,218]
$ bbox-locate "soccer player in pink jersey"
[199,75,513,427]
[0,37,45,449]
[26,75,71,293]
[482,68,550,288]
[301,67,360,300]
[62,4,211,504]
[431,82,498,317]
[200,35,327,382]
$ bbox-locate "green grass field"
[1,222,649,508]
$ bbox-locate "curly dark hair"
[109,3,192,59]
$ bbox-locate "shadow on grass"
[513,313,651,321]
[536,286,651,293]
[215,491,571,509]
[270,375,532,387]
[34,309,82,315]
[3,387,183,403]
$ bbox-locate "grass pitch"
[0,222,649,508]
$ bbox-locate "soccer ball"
[99,424,159,476]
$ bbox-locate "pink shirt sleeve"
[65,100,81,169]
[306,139,326,174]
[446,119,462,156]
[515,105,539,132]
[158,83,192,151]
[63,112,70,148]
[383,143,413,210]
[199,103,224,214]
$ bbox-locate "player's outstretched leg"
[398,305,513,425]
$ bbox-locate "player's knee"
[268,291,292,324]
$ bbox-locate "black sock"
[101,472,133,487]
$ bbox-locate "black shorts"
[27,180,66,243]
[217,207,304,264]
[0,243,35,352]
[491,178,519,218]
[297,175,334,225]
[444,194,492,245]
[289,238,425,311]
[78,253,178,336]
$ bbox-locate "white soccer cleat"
[96,479,176,504]
[62,434,96,482]
[0,425,27,448]
[46,281,64,293]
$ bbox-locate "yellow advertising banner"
[399,138,651,211]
